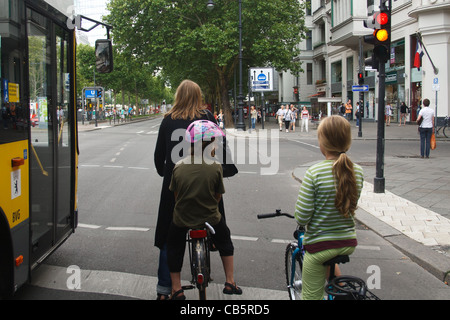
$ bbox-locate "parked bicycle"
[257,210,380,300]
[435,116,448,138]
[181,222,215,300]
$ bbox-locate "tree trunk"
[218,72,233,128]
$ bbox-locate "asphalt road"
[12,117,450,300]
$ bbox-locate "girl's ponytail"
[333,153,358,218]
[317,116,358,218]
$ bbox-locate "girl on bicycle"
[294,115,364,300]
[167,120,242,300]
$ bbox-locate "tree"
[106,0,307,125]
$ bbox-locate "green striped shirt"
[295,160,364,246]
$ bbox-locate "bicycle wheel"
[443,125,448,138]
[191,238,210,300]
[285,243,303,300]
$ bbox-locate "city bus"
[0,0,112,298]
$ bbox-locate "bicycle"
[257,210,380,300]
[435,116,448,138]
[182,222,215,300]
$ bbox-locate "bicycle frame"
[186,223,215,300]
[289,228,304,290]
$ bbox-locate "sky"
[74,0,111,46]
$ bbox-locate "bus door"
[27,7,75,267]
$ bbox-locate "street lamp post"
[207,0,246,130]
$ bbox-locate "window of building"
[307,63,313,85]
[347,56,353,81]
[331,61,342,84]
[306,30,312,50]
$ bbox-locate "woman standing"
[416,98,435,159]
[154,80,226,299]
[250,106,257,130]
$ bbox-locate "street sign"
[432,78,440,91]
[85,89,97,99]
[250,67,274,92]
[352,85,369,92]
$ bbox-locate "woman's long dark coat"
[153,112,225,249]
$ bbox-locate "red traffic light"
[376,12,389,26]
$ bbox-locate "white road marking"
[231,235,259,242]
[77,223,101,229]
[75,225,381,251]
[288,139,320,149]
[105,227,150,232]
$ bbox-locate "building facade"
[280,0,450,124]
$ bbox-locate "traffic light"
[358,72,364,85]
[363,1,391,67]
[97,88,102,99]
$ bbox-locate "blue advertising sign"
[85,89,97,99]
[2,79,9,102]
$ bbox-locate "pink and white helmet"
[185,120,225,143]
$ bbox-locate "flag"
[414,41,424,70]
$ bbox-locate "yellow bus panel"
[0,140,29,229]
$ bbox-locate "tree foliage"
[105,0,307,123]
[76,44,173,107]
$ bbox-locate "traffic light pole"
[358,37,364,138]
[374,60,385,193]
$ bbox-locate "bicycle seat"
[323,255,350,266]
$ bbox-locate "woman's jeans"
[157,245,172,296]
[419,127,433,158]
[251,118,256,129]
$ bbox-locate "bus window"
[55,25,72,239]
[28,9,55,256]
[0,17,28,143]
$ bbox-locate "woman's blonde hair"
[165,80,206,120]
[318,116,358,218]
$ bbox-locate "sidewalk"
[77,115,156,132]
[228,118,450,284]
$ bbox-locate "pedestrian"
[218,109,224,128]
[399,102,408,126]
[276,105,285,131]
[284,105,292,132]
[385,102,392,126]
[300,106,309,133]
[416,98,435,159]
[339,103,345,116]
[250,106,257,130]
[355,102,361,127]
[289,105,297,132]
[167,120,242,300]
[345,99,352,121]
[294,115,364,300]
[154,80,232,300]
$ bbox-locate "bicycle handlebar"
[257,210,295,220]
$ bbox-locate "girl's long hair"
[318,116,358,218]
[165,80,206,120]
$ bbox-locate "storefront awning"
[307,92,325,98]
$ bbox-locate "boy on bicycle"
[167,120,242,300]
